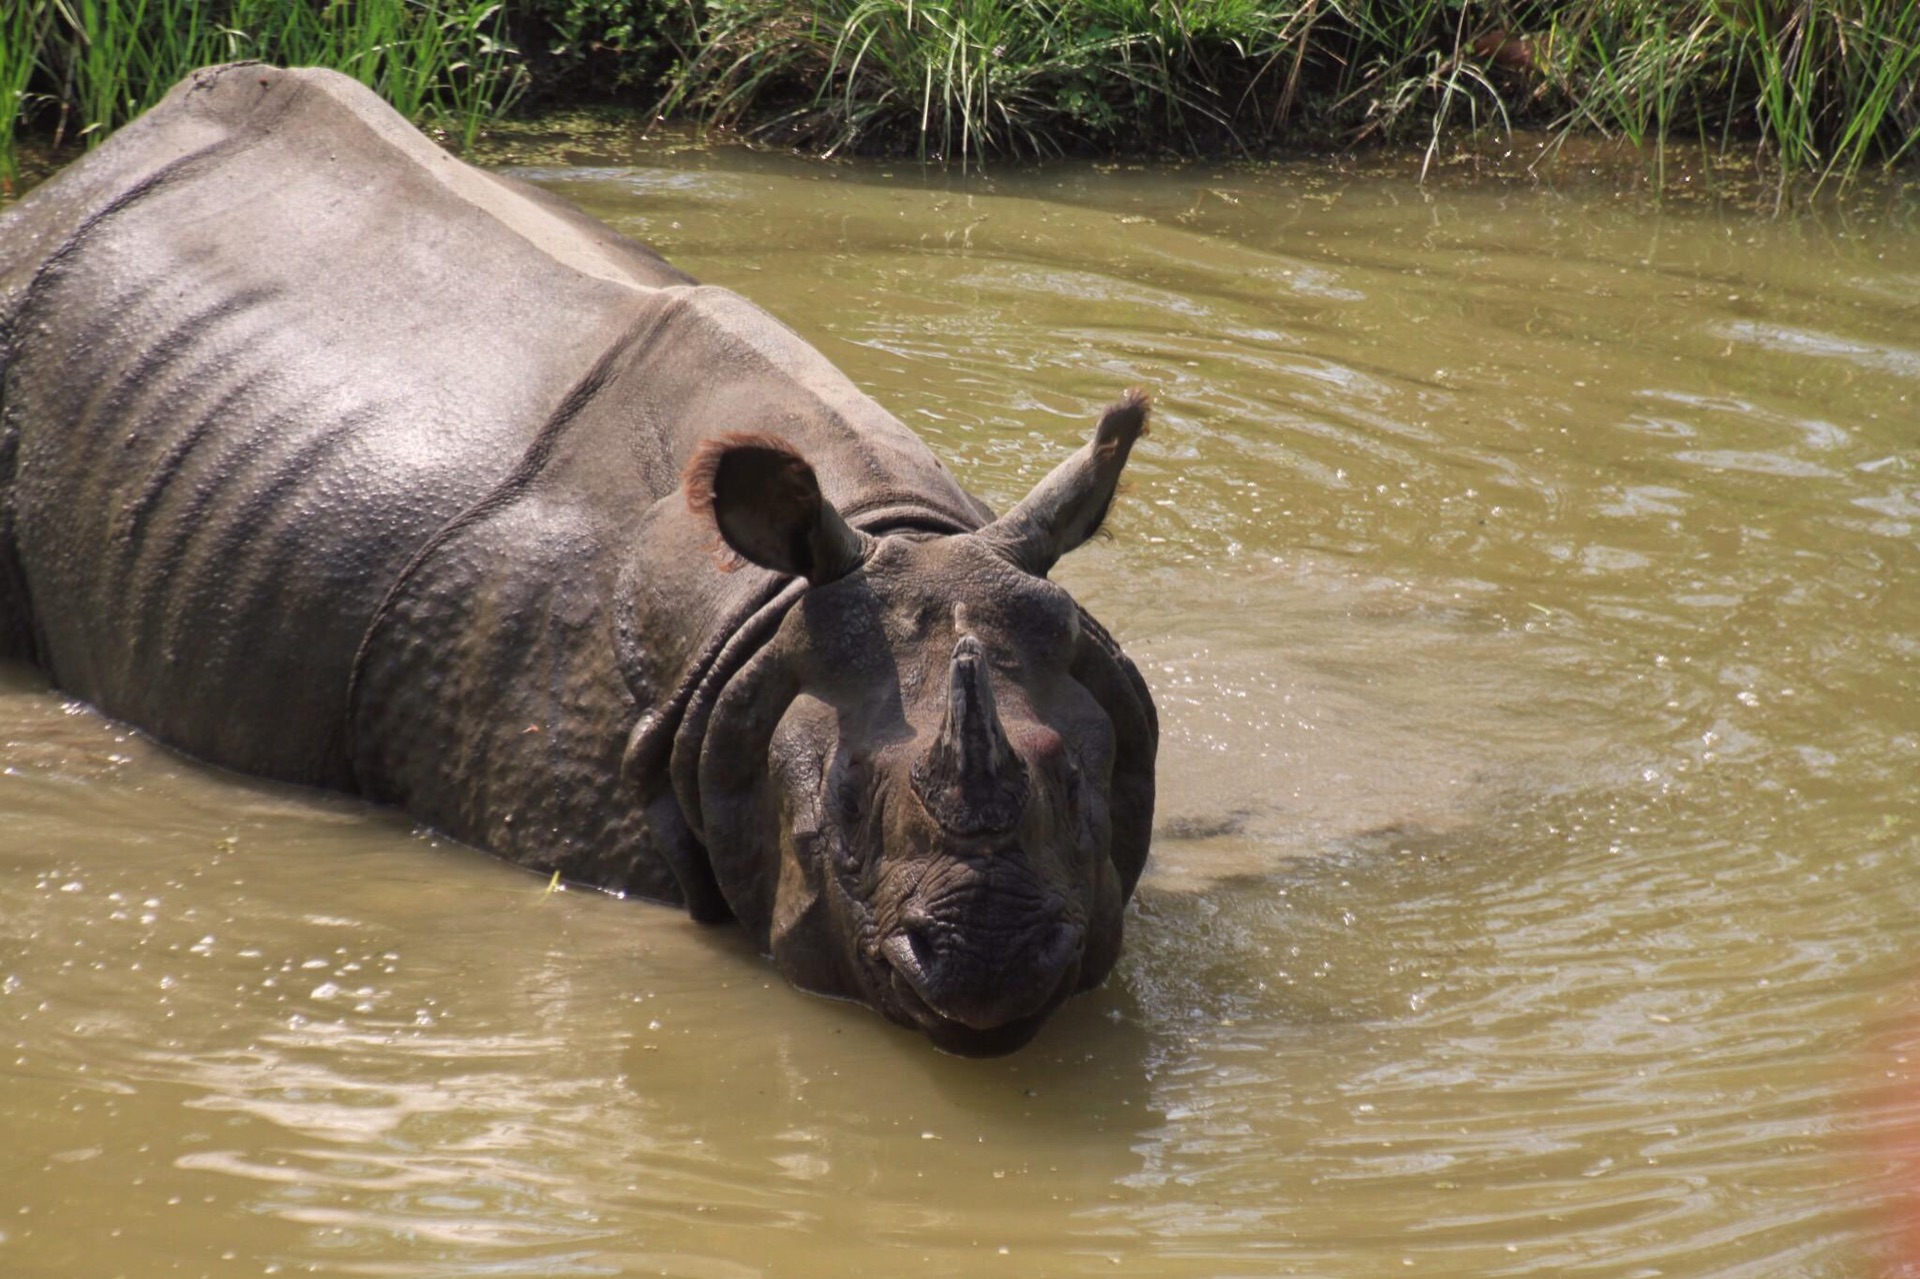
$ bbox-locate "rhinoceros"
[0,64,1156,1054]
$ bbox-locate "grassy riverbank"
[665,0,1920,178]
[4,1,1917,186]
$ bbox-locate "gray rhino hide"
[0,63,1153,966]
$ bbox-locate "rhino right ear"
[685,434,870,585]
[978,389,1150,578]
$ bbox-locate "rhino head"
[685,393,1156,1055]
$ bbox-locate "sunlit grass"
[0,0,527,182]
[1536,0,1920,186]
[660,0,1076,161]
[1,2,48,185]
[5,0,1916,183]
[663,0,1920,178]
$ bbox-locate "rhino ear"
[685,434,870,585]
[978,389,1150,577]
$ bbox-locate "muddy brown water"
[5,143,1919,1277]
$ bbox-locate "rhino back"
[0,64,684,787]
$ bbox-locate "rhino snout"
[879,907,1084,1037]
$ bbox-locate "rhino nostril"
[1037,920,1084,978]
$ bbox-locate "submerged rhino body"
[0,64,1156,1054]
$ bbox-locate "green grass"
[660,0,1306,160]
[1,4,42,187]
[1534,0,1920,185]
[0,0,529,184]
[5,1,1917,186]
[661,0,1920,178]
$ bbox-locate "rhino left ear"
[685,434,870,585]
[978,389,1150,577]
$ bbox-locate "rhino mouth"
[873,917,1085,1057]
[882,966,1079,1057]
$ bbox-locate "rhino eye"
[836,776,865,823]
[830,789,866,878]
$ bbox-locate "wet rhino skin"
[0,64,1157,1053]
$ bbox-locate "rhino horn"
[978,389,1149,577]
[910,633,1029,836]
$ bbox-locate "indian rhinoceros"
[0,63,1156,1055]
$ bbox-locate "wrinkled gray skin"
[0,64,1157,1055]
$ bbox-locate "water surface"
[5,143,1919,1277]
